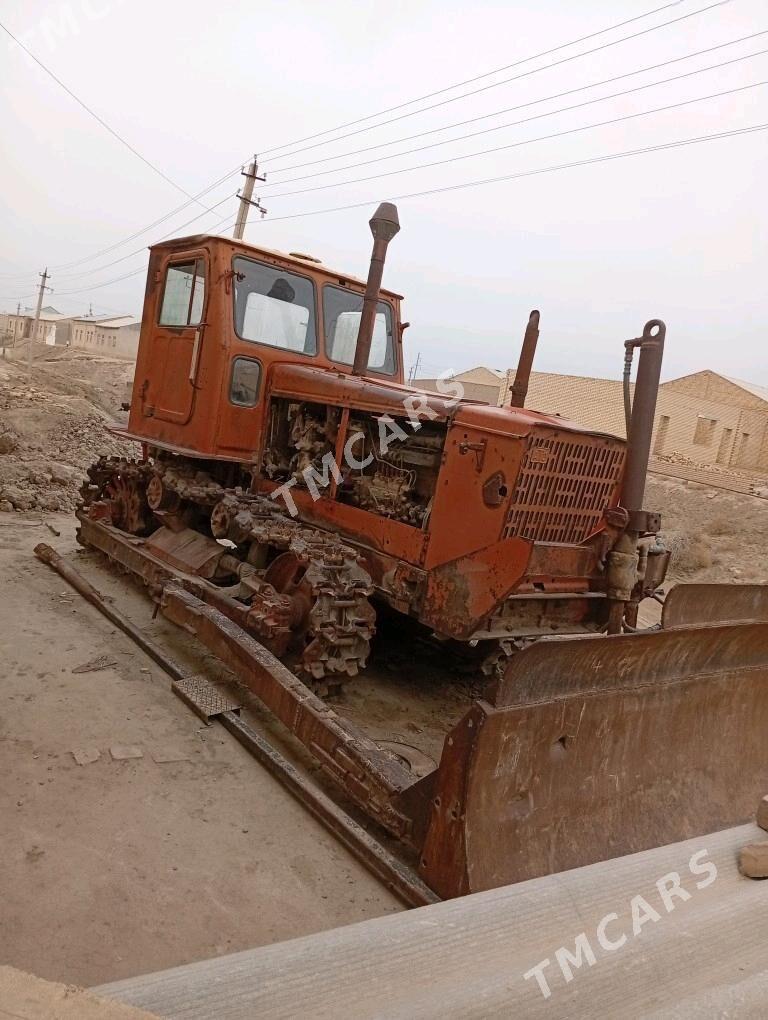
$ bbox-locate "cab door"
[149,257,207,425]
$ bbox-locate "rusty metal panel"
[420,537,533,640]
[503,429,625,544]
[424,422,525,569]
[145,526,224,577]
[663,582,768,628]
[420,621,768,898]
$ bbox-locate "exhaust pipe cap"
[370,202,400,242]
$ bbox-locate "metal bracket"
[458,438,487,472]
[628,509,661,534]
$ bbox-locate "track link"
[79,457,376,683]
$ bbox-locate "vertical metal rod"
[508,309,540,408]
[622,319,666,513]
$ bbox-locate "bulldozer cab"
[127,235,404,461]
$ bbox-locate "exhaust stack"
[508,309,540,408]
[352,202,400,377]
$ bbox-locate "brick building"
[415,367,768,472]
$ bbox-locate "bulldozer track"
[78,455,376,684]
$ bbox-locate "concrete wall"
[70,320,139,361]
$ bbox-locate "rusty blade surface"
[420,620,768,898]
[663,582,768,628]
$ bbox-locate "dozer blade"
[662,582,768,627]
[417,611,768,899]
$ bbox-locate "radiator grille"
[504,432,625,545]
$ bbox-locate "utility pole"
[233,155,267,239]
[29,268,52,380]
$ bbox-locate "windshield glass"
[323,284,395,374]
[233,257,317,354]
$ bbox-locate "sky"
[0,0,766,384]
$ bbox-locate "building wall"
[414,377,500,403]
[661,370,768,410]
[70,320,139,360]
[653,391,768,470]
[416,365,768,473]
[452,366,505,386]
[496,369,768,471]
[0,312,58,345]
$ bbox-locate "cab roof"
[150,233,403,300]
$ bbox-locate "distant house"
[416,365,768,473]
[0,305,71,346]
[653,371,768,471]
[412,366,506,403]
[69,315,141,360]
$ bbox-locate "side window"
[323,285,395,374]
[229,357,262,407]
[159,259,206,327]
[329,310,389,368]
[233,257,317,354]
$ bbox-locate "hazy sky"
[1,0,766,383]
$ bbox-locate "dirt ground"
[3,348,768,991]
[0,347,133,513]
[647,474,768,585]
[0,513,400,988]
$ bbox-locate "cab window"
[323,285,395,374]
[233,257,317,354]
[229,357,262,407]
[159,259,205,327]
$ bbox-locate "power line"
[0,18,216,210]
[54,207,237,296]
[54,193,238,281]
[258,80,768,200]
[49,163,245,272]
[265,30,768,180]
[251,121,768,224]
[259,0,690,159]
[0,0,722,283]
[48,120,768,297]
[0,160,244,283]
[260,0,734,164]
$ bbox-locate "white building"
[69,315,141,360]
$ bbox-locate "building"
[415,366,768,473]
[411,366,506,403]
[0,305,70,347]
[69,315,141,360]
[653,371,768,471]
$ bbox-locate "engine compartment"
[262,397,446,528]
